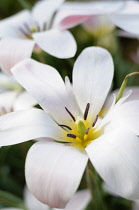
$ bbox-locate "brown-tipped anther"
[92,115,98,127]
[85,128,90,135]
[65,107,76,122]
[67,134,76,139]
[84,103,90,120]
[58,124,72,130]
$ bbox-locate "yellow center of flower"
[59,103,103,150]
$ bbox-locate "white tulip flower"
[0,0,125,74]
[0,47,139,208]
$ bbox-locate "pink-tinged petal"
[73,47,114,124]
[24,187,90,210]
[32,0,65,29]
[0,108,63,147]
[53,1,125,30]
[0,38,34,74]
[0,10,31,38]
[86,128,139,200]
[13,91,37,111]
[33,29,76,58]
[12,59,80,125]
[24,186,50,210]
[25,141,88,208]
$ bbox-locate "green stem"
[116,72,139,103]
[86,162,107,210]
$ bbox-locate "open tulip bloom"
[0,0,125,74]
[0,47,139,208]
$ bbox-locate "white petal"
[104,87,139,110]
[133,200,139,210]
[53,1,125,30]
[24,186,90,210]
[0,108,62,147]
[106,100,139,135]
[13,91,37,111]
[86,128,139,200]
[33,29,76,58]
[0,90,18,114]
[62,189,91,210]
[25,141,88,208]
[12,58,80,125]
[24,186,50,210]
[110,14,139,35]
[0,72,21,92]
[0,38,34,74]
[0,10,31,38]
[73,47,114,124]
[110,1,139,35]
[32,0,64,28]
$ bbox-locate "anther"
[85,128,90,135]
[67,134,76,139]
[65,107,76,122]
[92,115,98,127]
[84,103,90,120]
[58,124,72,130]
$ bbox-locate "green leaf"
[0,190,25,209]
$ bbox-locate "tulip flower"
[0,47,139,208]
[0,0,125,74]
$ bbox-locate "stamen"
[35,22,41,32]
[85,128,90,135]
[19,27,31,38]
[84,103,90,120]
[58,124,72,130]
[24,23,31,34]
[43,22,47,31]
[67,134,76,139]
[92,115,98,127]
[65,107,75,122]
